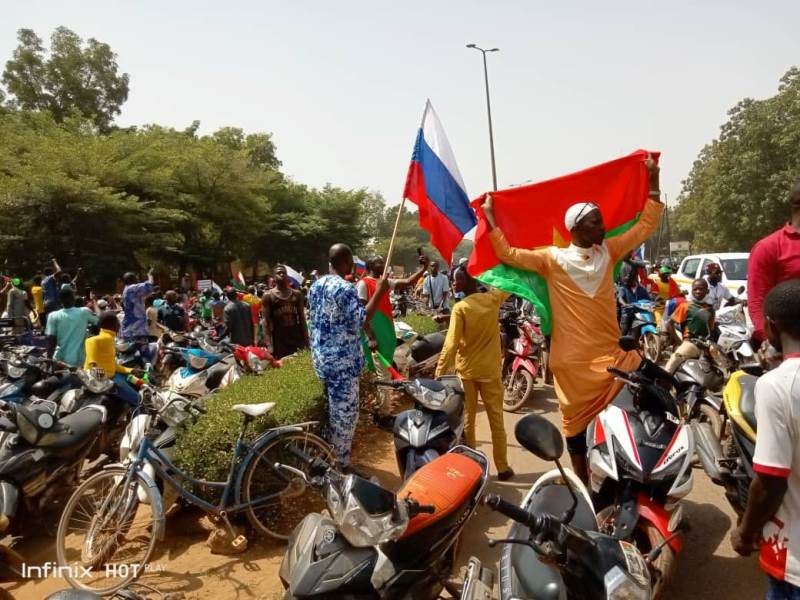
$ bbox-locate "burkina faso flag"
[467,149,659,335]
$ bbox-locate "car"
[673,252,749,297]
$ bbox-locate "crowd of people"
[2,161,800,597]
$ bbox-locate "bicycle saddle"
[232,402,275,417]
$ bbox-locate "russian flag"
[354,256,367,277]
[403,100,476,264]
[285,265,304,288]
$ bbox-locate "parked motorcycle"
[278,444,489,598]
[714,304,757,375]
[463,414,654,600]
[0,369,125,536]
[375,376,465,479]
[391,321,445,378]
[587,337,693,597]
[0,347,49,403]
[500,310,547,412]
[693,364,762,517]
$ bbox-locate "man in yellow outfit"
[84,311,140,408]
[435,267,514,481]
[482,156,663,482]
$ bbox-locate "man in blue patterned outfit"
[309,243,389,467]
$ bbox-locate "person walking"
[308,243,389,468]
[262,265,308,358]
[435,267,514,480]
[482,155,662,482]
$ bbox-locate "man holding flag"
[357,254,429,369]
[477,152,663,482]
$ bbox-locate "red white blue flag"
[403,100,476,263]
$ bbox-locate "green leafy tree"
[2,27,129,131]
[674,67,800,252]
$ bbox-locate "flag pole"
[383,100,431,278]
[382,198,406,277]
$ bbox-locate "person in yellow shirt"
[435,266,513,480]
[30,276,44,323]
[84,312,139,408]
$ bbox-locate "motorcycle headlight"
[326,484,343,522]
[6,363,26,379]
[79,369,114,394]
[604,565,650,600]
[334,478,406,547]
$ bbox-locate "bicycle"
[55,401,332,594]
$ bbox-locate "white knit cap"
[564,202,600,231]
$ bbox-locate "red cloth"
[747,224,800,343]
[468,150,658,275]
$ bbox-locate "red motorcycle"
[500,310,548,412]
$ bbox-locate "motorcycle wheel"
[503,370,534,412]
[641,332,660,363]
[698,404,723,440]
[597,508,675,599]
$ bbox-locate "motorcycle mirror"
[737,285,745,295]
[514,414,563,461]
[618,336,638,353]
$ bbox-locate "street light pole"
[467,43,499,191]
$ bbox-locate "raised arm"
[483,194,551,275]
[607,155,664,261]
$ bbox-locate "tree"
[674,67,800,252]
[2,27,129,131]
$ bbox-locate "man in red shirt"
[748,181,800,346]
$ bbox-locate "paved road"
[454,385,766,599]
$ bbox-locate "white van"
[673,253,749,297]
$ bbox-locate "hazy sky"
[2,1,798,208]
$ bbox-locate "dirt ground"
[5,384,765,599]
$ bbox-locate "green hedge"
[174,350,325,482]
[399,313,443,336]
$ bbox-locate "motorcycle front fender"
[511,356,537,378]
[641,324,658,335]
[636,491,682,554]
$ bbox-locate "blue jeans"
[768,577,800,600]
[113,374,140,408]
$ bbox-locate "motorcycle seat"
[738,373,758,432]
[35,406,106,450]
[232,402,275,418]
[410,333,446,363]
[398,452,483,539]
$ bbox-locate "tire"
[597,507,676,599]
[641,332,660,363]
[698,404,723,440]
[242,430,333,540]
[56,466,158,595]
[503,370,534,412]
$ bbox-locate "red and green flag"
[360,276,397,371]
[467,150,658,335]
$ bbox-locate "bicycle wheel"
[56,466,159,595]
[242,430,333,540]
